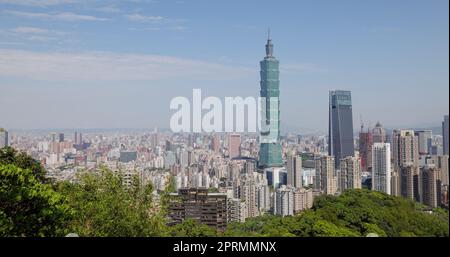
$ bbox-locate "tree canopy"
[0,146,47,183]
[0,163,73,237]
[56,167,167,237]
[223,189,449,237]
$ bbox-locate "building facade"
[287,153,302,188]
[315,155,336,195]
[0,128,8,148]
[328,90,355,168]
[339,154,362,192]
[293,188,313,213]
[421,166,440,208]
[359,130,373,172]
[228,134,241,159]
[168,188,227,230]
[258,35,282,168]
[274,185,294,216]
[372,121,387,143]
[400,163,415,200]
[392,130,419,179]
[415,130,432,155]
[443,115,449,156]
[372,143,391,195]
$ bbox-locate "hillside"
[223,189,449,237]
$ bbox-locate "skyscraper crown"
[265,29,273,57]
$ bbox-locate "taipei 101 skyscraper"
[258,31,283,168]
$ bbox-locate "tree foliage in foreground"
[56,167,167,237]
[168,219,217,237]
[0,163,73,237]
[0,147,47,183]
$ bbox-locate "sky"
[0,0,448,133]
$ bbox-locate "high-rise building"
[359,130,373,172]
[399,163,415,200]
[391,130,420,199]
[240,178,258,218]
[227,198,246,223]
[293,188,313,213]
[372,143,391,195]
[258,34,282,168]
[168,188,227,230]
[119,151,137,163]
[328,90,354,168]
[211,135,220,153]
[443,115,449,155]
[74,132,83,145]
[372,121,387,143]
[392,130,419,171]
[164,151,176,169]
[51,132,57,142]
[257,184,271,213]
[421,166,440,208]
[315,155,336,195]
[339,154,361,192]
[433,155,449,186]
[274,185,294,216]
[415,130,432,155]
[287,154,302,188]
[58,133,65,143]
[391,170,400,197]
[228,134,241,159]
[0,128,8,148]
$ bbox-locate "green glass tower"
[259,33,283,168]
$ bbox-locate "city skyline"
[0,0,448,131]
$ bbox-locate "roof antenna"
[360,114,364,133]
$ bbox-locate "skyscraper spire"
[265,28,273,57]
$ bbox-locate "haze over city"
[0,0,449,244]
[0,0,448,132]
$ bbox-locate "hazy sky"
[0,0,448,133]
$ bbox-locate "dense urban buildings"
[328,90,355,168]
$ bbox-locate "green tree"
[168,219,217,237]
[56,167,166,237]
[0,146,47,183]
[0,163,73,237]
[224,189,448,237]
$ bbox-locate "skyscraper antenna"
[360,114,364,133]
[268,27,270,40]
